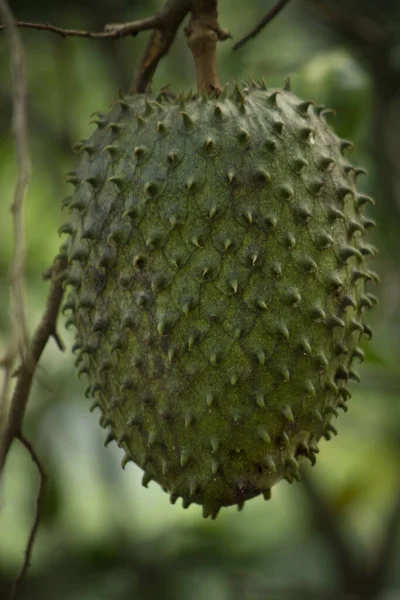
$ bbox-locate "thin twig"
[8,434,47,600]
[233,0,292,51]
[0,0,30,405]
[0,1,194,95]
[0,0,193,51]
[0,352,15,432]
[51,331,66,352]
[0,257,67,476]
[0,16,163,39]
[0,2,195,95]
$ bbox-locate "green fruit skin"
[59,83,378,519]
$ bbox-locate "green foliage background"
[0,1,399,598]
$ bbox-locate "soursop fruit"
[59,82,378,518]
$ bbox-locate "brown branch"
[0,2,194,95]
[0,0,30,387]
[0,257,67,476]
[0,15,163,39]
[233,0,292,51]
[0,352,15,433]
[185,0,230,93]
[51,330,66,352]
[130,0,192,93]
[0,2,203,95]
[8,434,47,600]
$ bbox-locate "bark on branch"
[0,0,30,427]
[233,0,292,50]
[0,0,194,94]
[130,0,192,93]
[8,434,47,600]
[185,0,230,93]
[0,15,165,39]
[0,258,67,475]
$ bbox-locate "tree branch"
[0,1,194,95]
[130,0,192,93]
[0,258,67,476]
[185,0,231,93]
[0,15,164,39]
[0,352,14,434]
[0,0,30,411]
[233,0,292,51]
[8,434,47,600]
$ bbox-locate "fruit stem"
[185,0,230,94]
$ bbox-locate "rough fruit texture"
[59,82,378,518]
